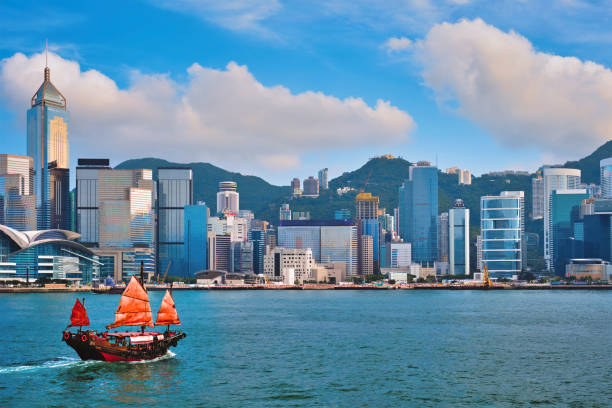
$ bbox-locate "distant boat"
[62,265,186,362]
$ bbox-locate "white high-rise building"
[458,169,471,185]
[542,168,581,270]
[318,168,329,190]
[600,158,612,198]
[208,215,247,243]
[216,181,239,215]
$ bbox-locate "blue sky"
[1,0,611,185]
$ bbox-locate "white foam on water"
[0,356,96,374]
[128,350,176,364]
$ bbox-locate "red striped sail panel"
[155,290,181,326]
[69,298,90,327]
[107,276,153,329]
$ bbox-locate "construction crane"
[360,168,373,194]
[483,265,492,288]
[162,260,172,285]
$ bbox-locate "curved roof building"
[0,224,100,283]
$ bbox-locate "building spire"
[44,39,50,81]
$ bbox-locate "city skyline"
[2,1,612,185]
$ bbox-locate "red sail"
[107,276,153,329]
[69,299,90,327]
[155,290,181,326]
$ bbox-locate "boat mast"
[140,261,145,334]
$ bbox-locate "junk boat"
[62,267,186,362]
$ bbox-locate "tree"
[416,277,426,283]
[388,279,396,284]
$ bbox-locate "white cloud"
[384,37,413,52]
[148,0,281,35]
[0,52,415,171]
[415,18,612,156]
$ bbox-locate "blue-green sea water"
[0,290,611,407]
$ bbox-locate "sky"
[1,0,612,186]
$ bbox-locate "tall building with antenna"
[27,44,71,230]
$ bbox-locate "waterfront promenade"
[2,282,611,293]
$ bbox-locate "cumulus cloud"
[383,37,413,52]
[415,18,612,155]
[0,52,414,170]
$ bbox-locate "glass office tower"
[278,220,358,276]
[551,189,589,274]
[248,229,267,275]
[398,162,438,264]
[449,199,469,275]
[157,168,193,276]
[27,65,70,230]
[184,203,207,277]
[0,155,36,231]
[480,191,524,279]
[542,167,581,270]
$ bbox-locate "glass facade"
[0,226,100,283]
[601,158,612,199]
[480,191,524,279]
[0,155,36,231]
[542,168,581,270]
[398,165,438,264]
[27,68,70,230]
[157,168,193,276]
[184,203,207,277]
[248,229,266,275]
[361,219,380,263]
[449,203,469,275]
[551,189,589,274]
[278,220,358,275]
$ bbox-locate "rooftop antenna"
[44,39,50,81]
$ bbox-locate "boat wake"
[0,357,96,374]
[129,350,176,364]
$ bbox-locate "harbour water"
[1,290,611,407]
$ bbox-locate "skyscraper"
[157,167,193,276]
[551,189,589,274]
[318,168,329,190]
[531,175,544,219]
[0,154,36,231]
[27,59,70,230]
[216,181,239,215]
[356,192,379,219]
[248,229,267,275]
[481,191,524,279]
[398,162,438,264]
[76,166,155,281]
[449,199,469,275]
[184,202,207,277]
[75,158,111,246]
[600,158,612,198]
[542,168,581,270]
[278,220,358,275]
[437,212,449,263]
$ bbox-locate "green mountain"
[563,140,612,184]
[115,140,611,227]
[115,158,290,214]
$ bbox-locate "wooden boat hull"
[62,330,186,362]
